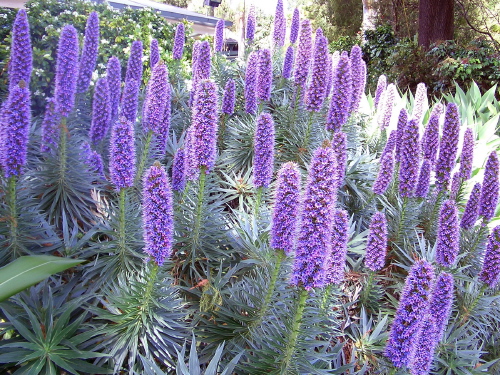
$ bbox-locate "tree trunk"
[361,0,378,39]
[418,0,454,48]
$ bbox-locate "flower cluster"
[429,272,454,340]
[411,82,427,123]
[172,148,186,191]
[459,128,474,180]
[253,113,275,188]
[143,63,169,135]
[326,51,352,132]
[40,97,60,153]
[331,131,347,183]
[289,8,300,44]
[399,118,420,197]
[294,19,312,89]
[257,49,272,102]
[374,74,387,109]
[422,104,443,167]
[214,19,224,52]
[282,46,294,79]
[222,79,235,115]
[305,31,329,112]
[479,151,499,221]
[435,103,460,191]
[89,77,111,145]
[9,9,32,90]
[173,23,185,60]
[272,0,286,47]
[349,45,366,114]
[436,200,460,267]
[245,52,258,114]
[54,25,79,117]
[364,211,387,271]
[246,5,256,42]
[415,159,431,198]
[110,116,136,190]
[76,11,99,94]
[461,183,482,229]
[150,39,159,67]
[325,209,349,284]
[395,108,407,162]
[479,225,500,288]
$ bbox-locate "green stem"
[191,167,207,263]
[281,288,308,373]
[395,197,408,244]
[302,112,314,152]
[135,130,153,185]
[459,284,487,326]
[253,186,263,218]
[140,262,159,313]
[320,284,333,313]
[7,176,18,259]
[360,271,375,307]
[218,113,227,150]
[118,188,127,258]
[59,117,68,182]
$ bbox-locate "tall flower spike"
[412,82,427,123]
[120,78,140,124]
[294,19,312,89]
[326,51,352,132]
[106,56,121,123]
[428,272,454,341]
[150,39,159,67]
[364,211,388,271]
[257,49,272,102]
[271,162,301,253]
[408,315,438,375]
[290,8,300,44]
[245,52,258,114]
[374,74,386,110]
[325,209,350,284]
[173,23,185,60]
[273,0,286,47]
[80,141,104,176]
[379,83,395,129]
[157,80,172,154]
[450,171,460,199]
[143,163,174,266]
[253,113,275,188]
[415,159,431,198]
[214,19,224,52]
[331,131,347,184]
[385,260,435,368]
[191,79,219,173]
[194,41,211,81]
[54,25,79,117]
[461,182,482,229]
[422,103,443,167]
[184,127,199,181]
[325,54,333,98]
[222,79,235,115]
[459,128,474,180]
[2,82,31,178]
[399,118,420,197]
[246,5,256,42]
[436,199,460,267]
[89,77,111,145]
[125,40,143,85]
[291,145,339,290]
[479,225,500,288]
[350,44,366,114]
[41,97,61,153]
[9,9,32,90]
[76,11,99,93]
[282,46,294,79]
[305,32,329,112]
[436,103,460,191]
[382,129,397,158]
[395,108,407,162]
[172,148,186,192]
[143,62,168,134]
[373,152,394,195]
[479,151,500,221]
[109,116,136,190]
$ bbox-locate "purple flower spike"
[41,97,61,153]
[157,81,172,153]
[436,199,460,267]
[222,79,235,115]
[415,159,431,198]
[271,162,301,253]
[273,0,286,47]
[106,56,121,123]
[9,9,32,90]
[150,39,159,67]
[290,8,300,44]
[90,78,111,145]
[214,19,224,52]
[479,225,500,288]
[143,163,174,266]
[326,52,352,132]
[76,11,99,94]
[412,82,427,123]
[382,130,397,158]
[120,78,140,124]
[409,315,438,375]
[399,118,420,197]
[429,272,454,341]
[125,40,143,85]
[2,82,31,178]
[331,131,347,184]
[191,79,219,173]
[385,260,435,368]
[291,145,339,290]
[325,209,350,284]
[195,41,211,81]
[325,54,333,98]
[246,5,256,42]
[461,183,482,229]
[54,25,79,117]
[374,74,387,110]
[350,45,365,114]
[459,128,474,180]
[257,49,272,102]
[379,83,395,129]
[282,46,294,79]
[436,103,460,191]
[143,62,168,135]
[110,116,136,190]
[80,141,104,176]
[373,152,394,195]
[173,23,185,60]
[172,148,186,191]
[365,211,388,272]
[395,108,408,162]
[294,19,313,89]
[479,151,500,221]
[422,103,443,167]
[450,171,461,199]
[305,33,329,112]
[253,113,275,188]
[184,127,199,182]
[245,52,258,114]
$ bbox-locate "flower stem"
[360,271,375,307]
[254,186,263,218]
[141,261,159,313]
[395,196,408,244]
[191,167,207,263]
[7,175,20,259]
[118,187,127,258]
[135,130,153,185]
[281,288,308,373]
[459,284,487,326]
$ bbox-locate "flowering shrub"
[1,4,500,375]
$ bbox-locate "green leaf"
[0,256,83,302]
